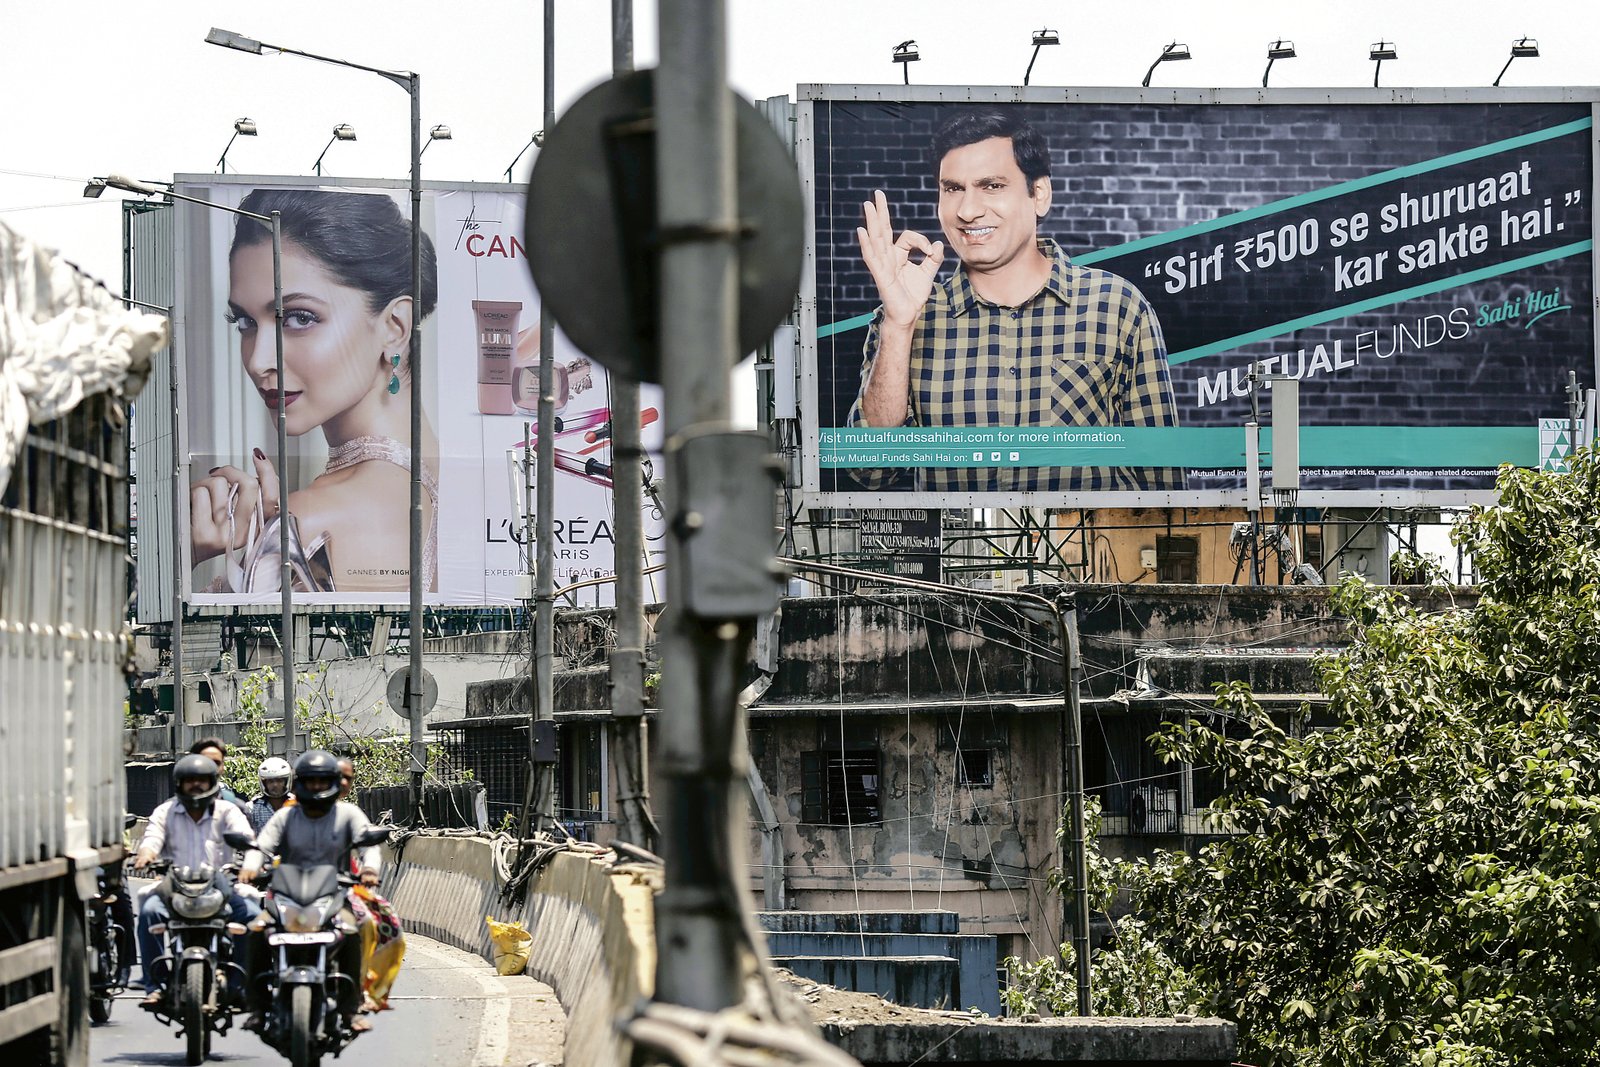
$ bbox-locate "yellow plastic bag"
[485,915,532,976]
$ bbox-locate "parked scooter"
[225,826,391,1067]
[142,860,248,1065]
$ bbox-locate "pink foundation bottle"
[471,299,520,415]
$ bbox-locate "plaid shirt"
[845,238,1182,493]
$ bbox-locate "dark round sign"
[386,666,438,719]
[524,69,804,384]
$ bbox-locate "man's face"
[263,777,288,799]
[198,745,225,771]
[337,762,354,799]
[179,776,212,797]
[301,775,335,797]
[937,136,1051,276]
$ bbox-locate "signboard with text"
[857,508,941,583]
[798,89,1600,507]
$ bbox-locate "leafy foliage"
[1003,800,1204,1018]
[1110,452,1600,1066]
[221,666,440,796]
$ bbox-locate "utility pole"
[653,0,776,1011]
[607,0,657,849]
[531,0,558,832]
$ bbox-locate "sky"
[5,0,1598,286]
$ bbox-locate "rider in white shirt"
[132,753,259,1005]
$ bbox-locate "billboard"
[173,177,664,607]
[799,89,1600,507]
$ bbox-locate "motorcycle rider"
[190,737,247,811]
[244,756,294,834]
[132,754,260,1007]
[238,750,383,1033]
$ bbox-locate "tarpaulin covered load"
[0,218,167,496]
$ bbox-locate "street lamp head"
[429,124,452,141]
[103,174,165,197]
[82,179,107,199]
[205,27,264,54]
[1032,29,1060,48]
[234,117,258,136]
[333,123,357,142]
[1369,41,1398,61]
[892,40,920,65]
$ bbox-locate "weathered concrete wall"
[379,834,657,1067]
[824,1015,1237,1066]
[173,651,523,742]
[749,709,1063,963]
[760,585,1475,702]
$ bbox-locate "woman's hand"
[189,448,282,564]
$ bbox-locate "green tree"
[221,666,441,797]
[1003,799,1203,1018]
[1115,452,1600,1066]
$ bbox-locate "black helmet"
[292,750,342,812]
[172,753,221,814]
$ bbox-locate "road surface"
[88,934,565,1066]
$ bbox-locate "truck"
[0,219,165,1064]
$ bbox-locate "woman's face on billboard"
[227,239,396,438]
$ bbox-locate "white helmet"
[258,756,292,797]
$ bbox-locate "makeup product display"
[510,355,594,416]
[471,299,521,414]
[513,407,660,488]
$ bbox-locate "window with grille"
[801,723,882,824]
[957,748,993,788]
[1157,535,1199,583]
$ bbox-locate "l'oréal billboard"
[171,176,663,607]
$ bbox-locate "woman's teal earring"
[387,354,401,395]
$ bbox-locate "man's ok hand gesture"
[857,190,944,329]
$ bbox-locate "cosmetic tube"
[472,300,520,415]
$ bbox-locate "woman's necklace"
[324,434,407,476]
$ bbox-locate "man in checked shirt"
[846,110,1182,493]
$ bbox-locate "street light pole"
[533,0,558,832]
[205,27,427,821]
[100,176,294,757]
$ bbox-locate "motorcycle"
[87,867,132,1025]
[142,860,249,1065]
[225,826,391,1067]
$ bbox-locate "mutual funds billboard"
[799,89,1600,507]
[173,176,663,607]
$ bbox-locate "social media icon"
[971,451,984,461]
[1009,451,1020,462]
[990,451,1001,462]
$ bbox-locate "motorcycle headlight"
[170,887,225,920]
[279,896,338,934]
